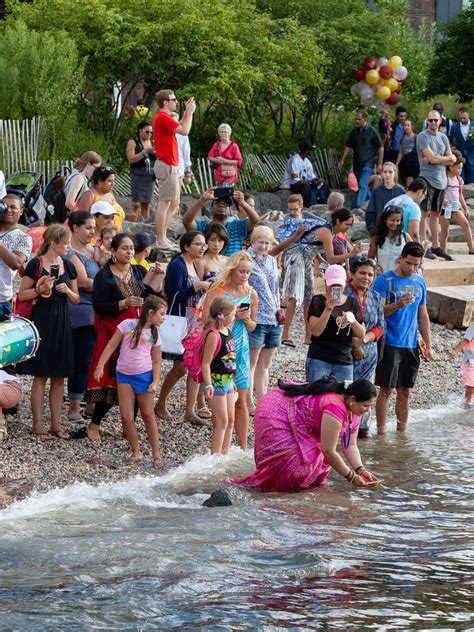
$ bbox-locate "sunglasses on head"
[352,256,376,268]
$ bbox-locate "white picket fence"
[0,117,343,195]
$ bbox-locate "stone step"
[427,285,474,328]
[422,253,474,287]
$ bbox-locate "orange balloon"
[376,86,391,101]
[365,69,380,85]
[382,77,399,92]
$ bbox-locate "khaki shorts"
[154,159,180,201]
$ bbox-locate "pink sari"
[231,388,360,492]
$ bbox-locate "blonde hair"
[206,297,236,330]
[216,251,253,289]
[382,161,399,183]
[327,191,345,212]
[287,193,303,206]
[74,151,102,171]
[37,224,71,256]
[250,225,276,246]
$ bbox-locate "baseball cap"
[324,264,347,287]
[90,201,118,216]
[134,231,154,252]
[298,141,316,152]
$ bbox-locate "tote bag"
[159,292,188,355]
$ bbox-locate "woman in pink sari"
[233,377,379,492]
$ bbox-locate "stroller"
[5,171,44,225]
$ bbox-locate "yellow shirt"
[93,192,125,231]
[131,257,149,271]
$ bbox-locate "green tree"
[427,3,474,101]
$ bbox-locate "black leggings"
[91,400,139,426]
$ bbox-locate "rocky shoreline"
[0,319,465,503]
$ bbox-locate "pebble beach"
[0,318,465,499]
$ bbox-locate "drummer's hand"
[351,474,368,487]
[55,283,70,295]
[94,366,104,382]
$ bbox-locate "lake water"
[1,397,473,630]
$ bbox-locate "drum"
[0,316,40,368]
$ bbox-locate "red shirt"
[153,111,180,166]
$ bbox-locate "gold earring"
[112,254,117,263]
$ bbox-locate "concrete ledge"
[427,285,474,328]
[423,254,474,287]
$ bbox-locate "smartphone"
[404,285,414,298]
[331,287,342,303]
[214,186,234,199]
[239,303,250,310]
[50,264,60,280]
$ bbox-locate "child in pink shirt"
[95,296,167,466]
[449,324,474,408]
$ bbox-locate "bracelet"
[344,468,354,482]
[355,466,365,474]
[204,384,212,389]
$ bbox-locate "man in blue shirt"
[386,106,407,164]
[373,242,433,435]
[182,188,259,256]
[384,178,427,242]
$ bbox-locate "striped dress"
[224,290,251,389]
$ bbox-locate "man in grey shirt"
[416,110,455,260]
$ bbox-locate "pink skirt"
[461,361,474,387]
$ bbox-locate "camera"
[214,186,234,200]
[0,201,7,213]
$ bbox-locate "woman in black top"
[126,121,156,222]
[306,264,365,383]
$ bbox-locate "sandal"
[0,424,7,441]
[50,430,71,440]
[155,404,172,421]
[196,406,212,419]
[281,339,296,348]
[184,414,206,427]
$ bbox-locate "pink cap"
[324,264,346,287]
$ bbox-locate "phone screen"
[240,303,250,310]
[50,264,60,280]
[331,287,342,302]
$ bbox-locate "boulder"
[463,183,474,200]
[350,219,369,242]
[202,488,234,507]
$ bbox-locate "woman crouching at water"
[232,377,379,492]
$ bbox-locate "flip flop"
[50,430,71,440]
[155,410,172,421]
[184,415,206,427]
[281,339,296,348]
[196,406,212,419]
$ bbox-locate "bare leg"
[118,383,142,461]
[184,375,204,422]
[439,215,450,250]
[420,211,429,242]
[129,202,140,222]
[375,386,393,434]
[140,202,151,221]
[394,387,411,431]
[165,199,180,245]
[49,377,65,433]
[156,360,186,419]
[209,395,229,454]
[234,387,249,450]
[254,347,277,402]
[247,347,262,412]
[465,386,474,406]
[281,298,296,342]
[222,392,236,454]
[155,199,172,245]
[31,376,47,434]
[137,392,162,465]
[429,211,440,249]
[452,211,474,252]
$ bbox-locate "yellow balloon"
[365,69,380,85]
[377,86,391,101]
[382,77,399,92]
[388,55,402,70]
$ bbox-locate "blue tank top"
[66,249,100,328]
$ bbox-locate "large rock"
[0,477,33,510]
[350,218,369,242]
[463,183,474,200]
[202,488,234,507]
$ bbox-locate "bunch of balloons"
[351,55,408,107]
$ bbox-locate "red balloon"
[394,85,402,94]
[363,56,378,70]
[379,64,393,80]
[386,91,400,105]
[352,67,365,82]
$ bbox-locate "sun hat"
[90,201,118,216]
[324,264,347,287]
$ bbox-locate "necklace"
[343,411,353,449]
[111,265,131,282]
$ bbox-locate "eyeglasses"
[428,118,440,123]
[192,243,207,250]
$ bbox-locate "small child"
[201,297,237,454]
[131,231,154,271]
[327,191,345,213]
[440,151,474,256]
[449,323,474,408]
[94,295,167,467]
[94,226,117,266]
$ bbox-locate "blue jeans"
[354,166,373,208]
[305,358,354,383]
[68,325,96,400]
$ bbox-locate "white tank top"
[377,234,407,273]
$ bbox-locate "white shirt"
[176,134,191,178]
[0,171,6,199]
[0,228,32,302]
[281,154,316,188]
[460,120,471,141]
[0,369,20,384]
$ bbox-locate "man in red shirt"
[153,89,196,249]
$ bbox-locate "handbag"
[159,292,188,355]
[14,257,44,319]
[143,265,165,294]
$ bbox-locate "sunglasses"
[428,118,440,123]
[167,97,177,102]
[353,256,376,266]
[96,166,115,175]
[143,130,152,134]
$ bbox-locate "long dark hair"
[130,295,167,349]
[68,211,93,231]
[375,205,404,248]
[277,376,377,401]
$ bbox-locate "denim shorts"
[248,323,282,349]
[305,358,353,383]
[116,370,153,395]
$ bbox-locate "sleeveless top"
[401,135,416,156]
[130,138,156,171]
[64,169,89,203]
[209,329,236,375]
[65,249,100,328]
[377,234,407,273]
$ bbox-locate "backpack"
[43,170,75,224]
[183,326,222,384]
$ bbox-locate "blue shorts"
[248,323,282,349]
[116,370,153,395]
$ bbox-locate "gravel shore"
[0,318,465,498]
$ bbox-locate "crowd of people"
[0,91,472,492]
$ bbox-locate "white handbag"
[159,293,188,355]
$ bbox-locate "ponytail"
[277,376,377,401]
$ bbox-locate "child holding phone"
[94,295,167,467]
[201,297,237,454]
